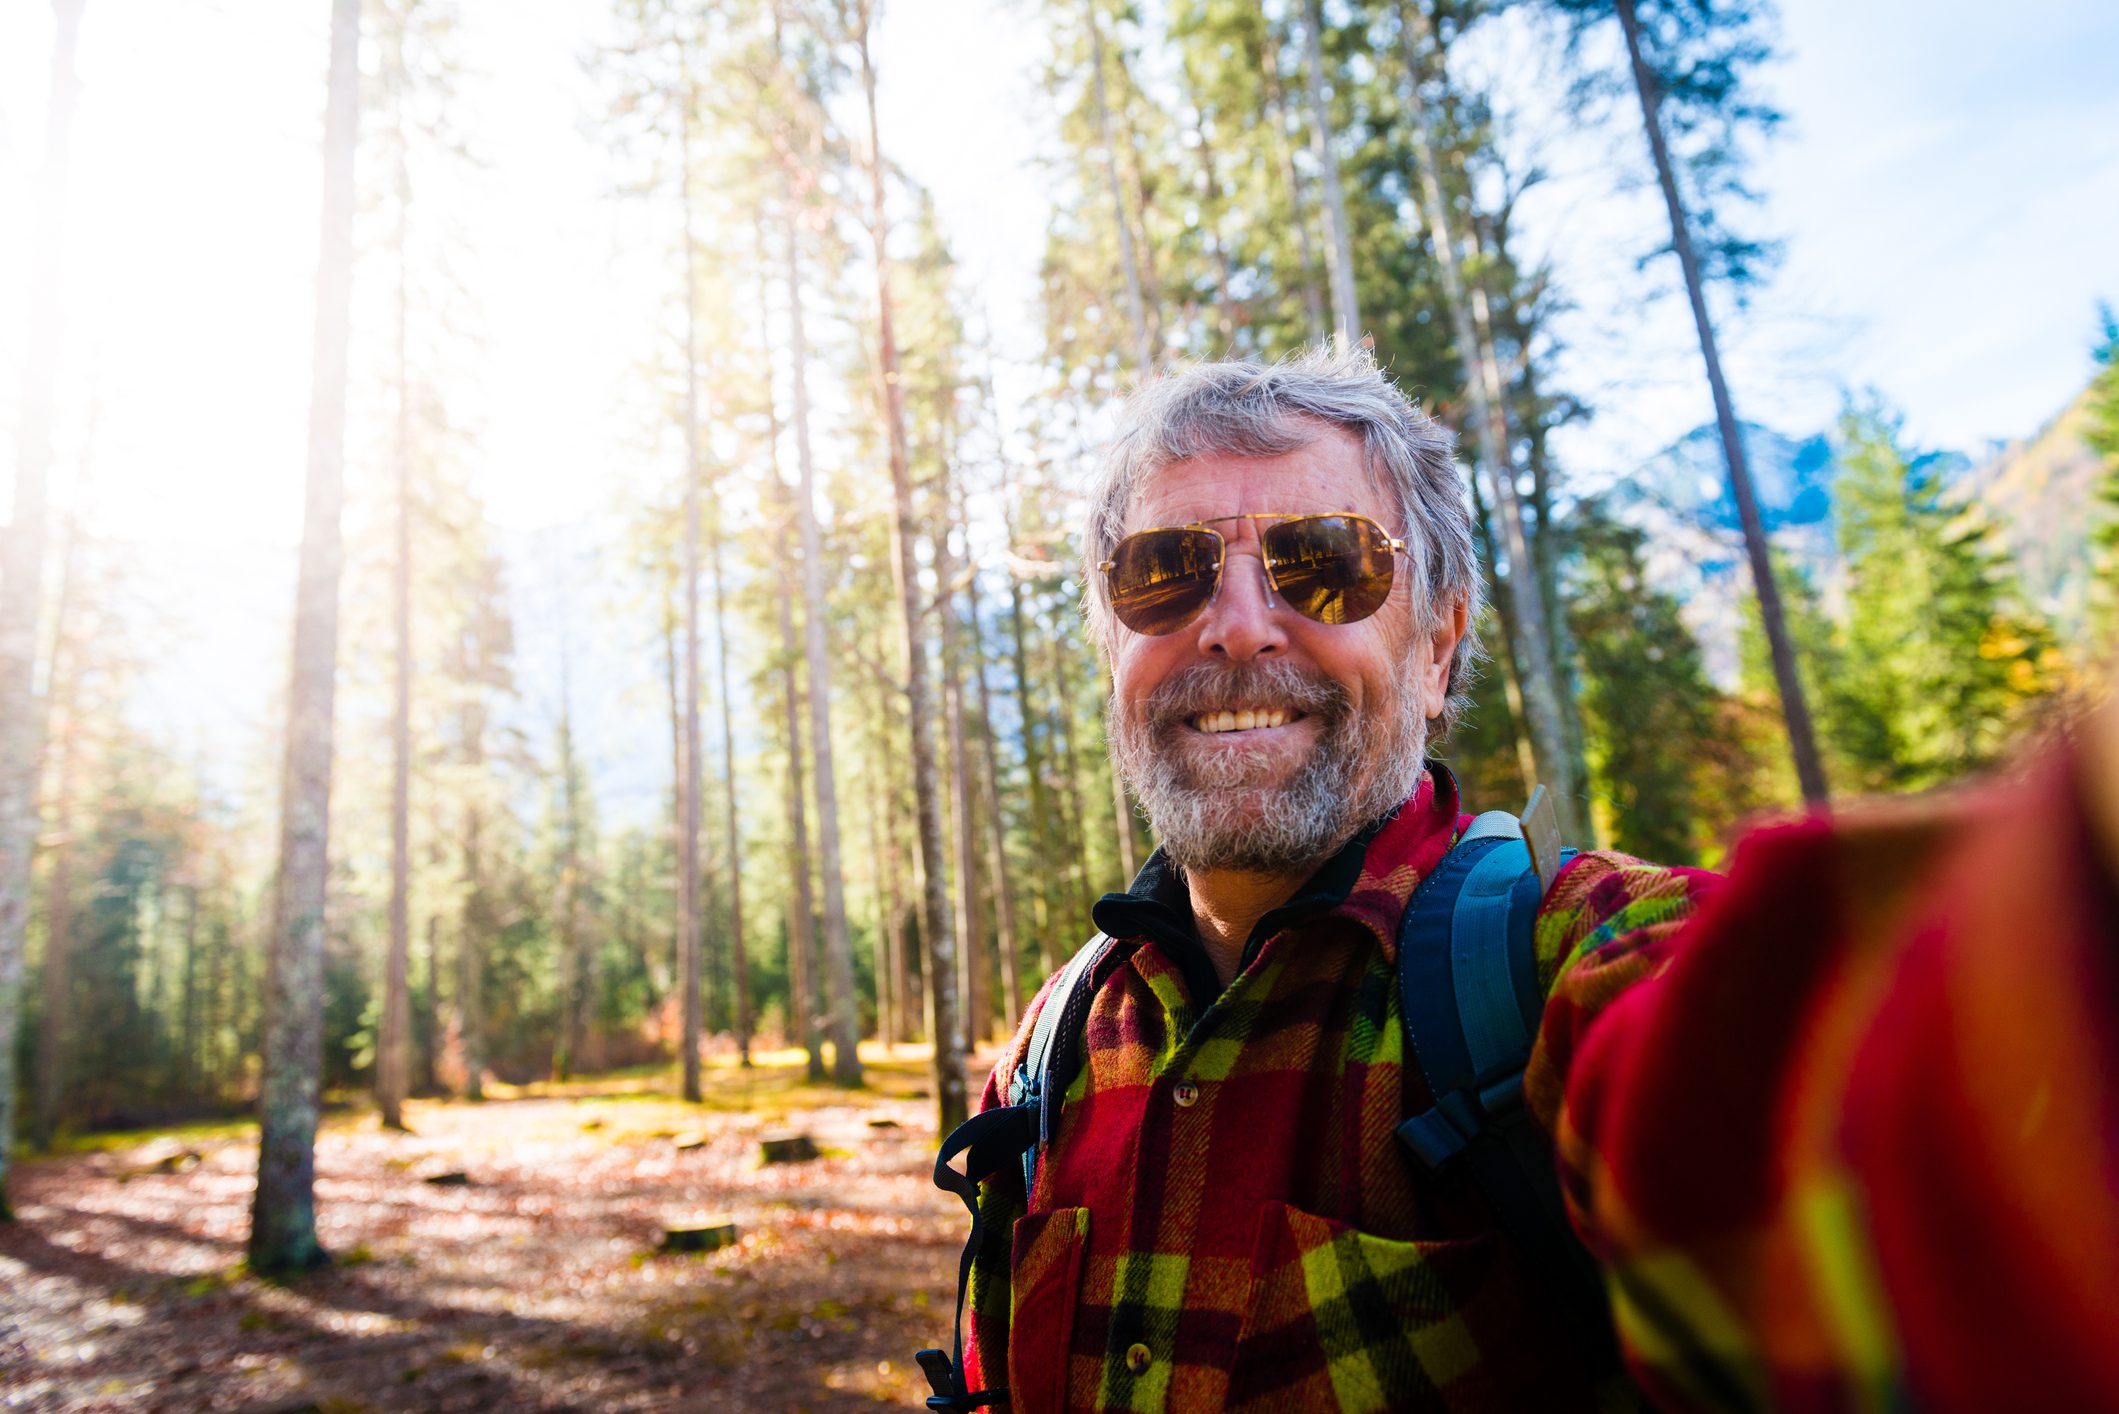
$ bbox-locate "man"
[952,347,2119,1413]
[955,346,1716,1412]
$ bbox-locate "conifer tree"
[1831,401,2060,791]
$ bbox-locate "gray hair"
[1082,343,1485,736]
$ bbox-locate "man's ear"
[1421,592,1469,721]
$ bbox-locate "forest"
[2,0,2116,1408]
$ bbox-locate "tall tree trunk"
[458,801,486,1100]
[965,579,1024,1026]
[1613,0,1827,803]
[379,79,414,1130]
[0,0,83,1221]
[1299,0,1361,342]
[180,886,201,1099]
[709,493,750,1065]
[773,506,822,1077]
[1006,560,1057,977]
[250,0,360,1272]
[1396,0,1578,832]
[879,728,912,1043]
[1260,29,1328,343]
[31,478,88,1151]
[779,199,862,1088]
[857,4,961,1130]
[1046,624,1100,936]
[1082,0,1155,378]
[862,739,895,1047]
[1179,55,1239,348]
[553,667,586,1081]
[936,519,985,1052]
[419,912,439,1095]
[676,83,706,1102]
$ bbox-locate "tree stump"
[758,1131,819,1165]
[660,1219,738,1254]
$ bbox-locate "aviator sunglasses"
[1099,512,1406,636]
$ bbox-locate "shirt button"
[1172,1081,1199,1108]
[1126,1342,1153,1374]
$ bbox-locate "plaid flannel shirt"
[964,768,1716,1412]
[1554,736,2119,1412]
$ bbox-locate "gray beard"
[1107,658,1429,877]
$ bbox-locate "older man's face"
[1105,427,1464,876]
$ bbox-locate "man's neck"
[1184,866,1309,987]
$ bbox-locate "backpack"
[916,786,1612,1412]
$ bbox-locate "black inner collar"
[1090,817,1388,1010]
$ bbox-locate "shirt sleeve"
[1521,849,1721,1137]
[1544,762,2119,1412]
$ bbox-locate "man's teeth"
[1192,708,1295,734]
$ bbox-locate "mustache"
[1139,660,1350,729]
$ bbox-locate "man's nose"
[1193,552,1287,660]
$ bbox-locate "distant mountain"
[1953,384,2109,640]
[1601,422,1844,686]
[1596,386,2112,686]
[1612,422,1839,546]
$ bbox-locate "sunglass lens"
[1107,528,1222,635]
[1264,515,1395,625]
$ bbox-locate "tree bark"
[709,484,750,1066]
[457,797,486,1101]
[773,504,821,1078]
[0,0,84,1222]
[964,578,1024,1026]
[250,0,360,1273]
[780,197,862,1088]
[857,4,961,1130]
[1396,0,1578,832]
[1260,28,1328,344]
[1300,0,1361,342]
[936,517,985,1052]
[676,81,706,1102]
[1006,556,1057,978]
[379,62,414,1129]
[1081,0,1155,378]
[1614,0,1828,803]
[553,665,586,1081]
[31,480,88,1151]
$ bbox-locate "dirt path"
[0,1047,984,1412]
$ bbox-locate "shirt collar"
[1090,765,1464,1004]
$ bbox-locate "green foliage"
[2085,306,2119,633]
[1566,504,1751,863]
[1547,0,1784,292]
[1823,400,2061,791]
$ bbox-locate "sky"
[1,0,2115,813]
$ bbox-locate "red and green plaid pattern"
[964,771,1719,1412]
[1552,741,2119,1412]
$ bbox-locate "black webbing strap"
[919,1102,1037,1411]
[919,934,1115,1409]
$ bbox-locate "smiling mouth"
[1187,707,1306,735]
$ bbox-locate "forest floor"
[0,1043,991,1413]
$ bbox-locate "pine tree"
[1565,504,1735,863]
[1831,400,2059,791]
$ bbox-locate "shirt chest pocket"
[1008,1207,1090,1414]
[1225,1201,1510,1412]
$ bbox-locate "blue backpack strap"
[1396,809,1613,1369]
[918,933,1112,1412]
[1010,933,1113,1196]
